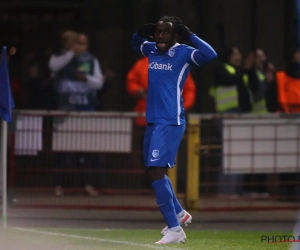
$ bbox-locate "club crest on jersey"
[168,49,175,57]
[152,150,159,158]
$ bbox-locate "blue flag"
[0,46,15,123]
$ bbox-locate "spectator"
[210,46,252,199]
[242,49,277,199]
[246,48,277,113]
[264,59,278,112]
[49,31,105,197]
[49,31,105,111]
[277,50,300,201]
[276,50,300,113]
[210,47,252,114]
[246,49,268,114]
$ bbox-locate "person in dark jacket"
[242,49,276,198]
[247,48,277,113]
[211,46,252,113]
[211,47,253,199]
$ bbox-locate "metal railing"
[186,113,300,211]
[7,110,300,211]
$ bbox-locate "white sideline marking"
[13,227,184,250]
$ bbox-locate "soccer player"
[131,16,217,244]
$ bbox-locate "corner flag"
[0,46,14,228]
[0,46,15,123]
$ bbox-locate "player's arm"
[131,23,156,57]
[189,34,217,65]
[176,25,217,66]
[48,51,75,72]
[182,74,196,110]
[83,58,105,90]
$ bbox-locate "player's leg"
[145,123,186,244]
[144,124,180,231]
[147,167,180,231]
[165,124,187,216]
[165,174,192,223]
[160,124,192,236]
[164,175,182,214]
[161,176,192,236]
[147,166,186,244]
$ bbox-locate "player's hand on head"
[137,23,156,40]
[175,24,193,41]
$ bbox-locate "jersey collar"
[167,43,180,57]
[153,43,181,56]
[169,43,180,50]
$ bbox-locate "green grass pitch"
[0,227,294,250]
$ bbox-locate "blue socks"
[165,175,183,215]
[152,178,179,229]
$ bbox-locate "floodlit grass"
[0,227,294,250]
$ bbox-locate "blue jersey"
[132,33,217,125]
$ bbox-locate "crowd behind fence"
[5,110,300,211]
